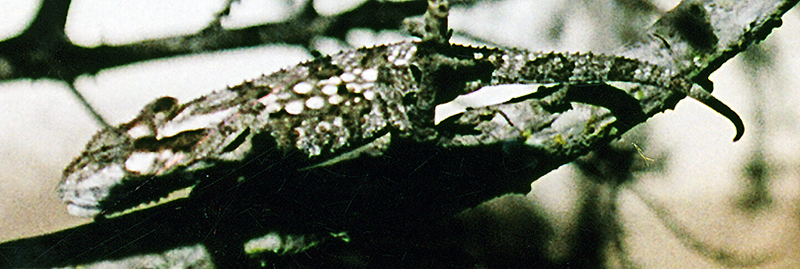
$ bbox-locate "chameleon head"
[57,128,196,217]
[58,128,134,217]
[57,96,222,217]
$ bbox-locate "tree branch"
[0,0,796,268]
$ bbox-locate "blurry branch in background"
[0,0,432,125]
[0,0,501,85]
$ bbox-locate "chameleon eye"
[148,97,178,113]
[92,150,117,163]
[132,129,207,152]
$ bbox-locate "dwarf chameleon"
[58,0,743,217]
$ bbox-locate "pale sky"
[0,0,371,46]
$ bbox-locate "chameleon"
[57,0,744,217]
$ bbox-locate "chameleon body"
[58,39,743,217]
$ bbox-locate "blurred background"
[0,0,798,267]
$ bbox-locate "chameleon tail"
[688,85,744,142]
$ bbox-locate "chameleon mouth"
[64,201,102,217]
[59,182,106,217]
[59,158,203,218]
[58,164,125,217]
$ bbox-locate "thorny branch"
[0,0,797,268]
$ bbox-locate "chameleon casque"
[58,0,744,218]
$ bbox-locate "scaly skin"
[58,39,743,217]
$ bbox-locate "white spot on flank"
[292,82,313,94]
[328,94,344,105]
[259,93,278,104]
[473,52,483,60]
[360,68,378,82]
[265,102,282,114]
[285,100,305,115]
[363,90,375,101]
[340,72,356,83]
[346,83,363,93]
[321,84,338,95]
[305,96,326,110]
[277,91,293,100]
[320,76,341,86]
[259,93,283,113]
